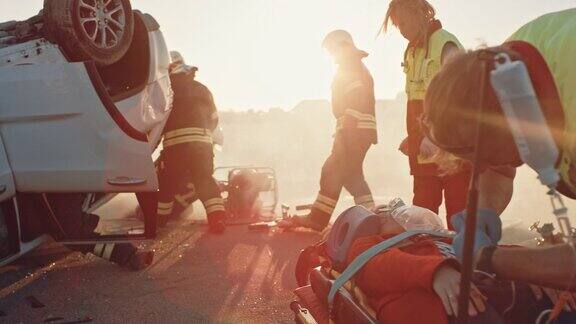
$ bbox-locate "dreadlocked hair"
[380,0,436,34]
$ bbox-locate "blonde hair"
[380,0,436,34]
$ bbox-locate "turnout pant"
[412,169,471,230]
[157,143,225,224]
[310,134,374,230]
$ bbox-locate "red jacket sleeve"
[346,235,459,297]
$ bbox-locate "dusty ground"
[0,201,540,324]
[0,221,319,324]
[1,102,573,323]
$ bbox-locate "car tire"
[43,0,134,66]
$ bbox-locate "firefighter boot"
[207,210,226,234]
[354,194,375,211]
[307,193,337,230]
[156,201,175,228]
[278,194,336,231]
[129,250,155,271]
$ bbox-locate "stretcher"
[292,266,376,324]
[290,224,454,324]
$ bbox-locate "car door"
[0,61,158,193]
[0,61,160,244]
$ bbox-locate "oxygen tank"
[490,53,560,188]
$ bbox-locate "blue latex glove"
[451,209,502,261]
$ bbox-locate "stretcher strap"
[327,230,454,306]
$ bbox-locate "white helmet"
[169,51,197,75]
[322,29,356,52]
[170,51,185,65]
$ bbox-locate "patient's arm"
[491,244,576,290]
[478,166,515,216]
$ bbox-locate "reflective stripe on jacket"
[164,72,219,148]
[331,52,378,144]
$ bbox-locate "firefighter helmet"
[170,51,185,65]
[322,30,356,52]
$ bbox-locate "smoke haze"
[215,97,576,244]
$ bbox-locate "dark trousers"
[310,134,373,228]
[158,143,224,220]
[19,193,137,266]
[412,170,471,230]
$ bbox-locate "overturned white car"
[0,0,172,266]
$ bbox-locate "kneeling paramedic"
[157,52,226,234]
[422,8,576,258]
[285,30,377,231]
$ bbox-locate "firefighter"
[283,30,377,231]
[156,51,226,234]
[383,0,470,229]
[18,193,153,271]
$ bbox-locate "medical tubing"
[456,58,489,324]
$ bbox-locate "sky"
[2,1,575,110]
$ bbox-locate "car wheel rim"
[78,0,126,49]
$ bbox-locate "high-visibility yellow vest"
[508,8,576,195]
[404,27,463,165]
[404,28,463,101]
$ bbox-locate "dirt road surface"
[0,222,320,323]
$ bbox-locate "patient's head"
[379,205,445,236]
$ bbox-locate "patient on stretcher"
[294,202,576,324]
[346,205,485,323]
